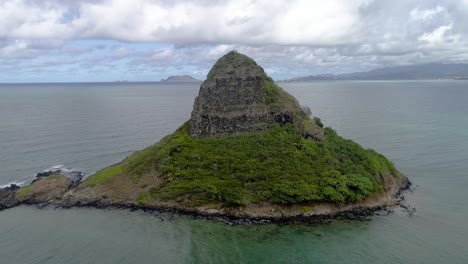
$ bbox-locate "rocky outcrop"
[188,51,324,139]
[0,184,20,210]
[16,175,73,204]
[34,166,84,187]
[0,175,73,210]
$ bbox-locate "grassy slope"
[85,123,400,207]
[84,165,123,187]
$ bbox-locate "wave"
[1,165,86,189]
[35,165,85,182]
[0,180,27,188]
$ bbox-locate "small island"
[160,75,201,83]
[0,52,409,222]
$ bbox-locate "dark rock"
[188,51,324,139]
[34,203,48,209]
[35,171,55,178]
[0,187,19,210]
[67,171,84,187]
[34,166,84,187]
[5,184,20,191]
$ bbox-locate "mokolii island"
[0,52,410,222]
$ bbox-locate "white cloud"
[0,0,70,40]
[419,24,453,45]
[275,0,360,45]
[1,0,468,50]
[0,40,41,58]
[1,0,468,81]
[151,48,173,60]
[0,0,366,45]
[410,6,445,21]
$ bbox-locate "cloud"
[0,0,370,46]
[0,40,31,58]
[419,24,454,45]
[1,0,468,82]
[410,6,445,21]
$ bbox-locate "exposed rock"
[16,175,73,204]
[34,166,84,186]
[0,187,19,210]
[35,171,54,178]
[4,184,20,190]
[188,51,324,139]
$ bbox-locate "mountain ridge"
[282,63,468,82]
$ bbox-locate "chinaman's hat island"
[0,51,410,222]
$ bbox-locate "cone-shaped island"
[0,52,409,221]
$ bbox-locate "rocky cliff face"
[188,51,324,139]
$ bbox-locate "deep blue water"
[0,81,467,263]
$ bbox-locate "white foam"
[44,165,65,171]
[0,181,26,188]
[1,165,86,189]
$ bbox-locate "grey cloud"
[1,0,468,81]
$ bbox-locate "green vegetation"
[85,165,122,186]
[207,51,258,80]
[313,117,324,128]
[82,51,399,208]
[119,123,399,207]
[16,186,32,198]
[136,191,150,205]
[264,79,279,104]
[301,206,312,214]
[223,50,257,66]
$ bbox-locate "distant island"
[0,52,409,222]
[160,75,201,83]
[282,63,468,81]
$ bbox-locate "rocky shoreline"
[77,182,412,225]
[0,173,411,225]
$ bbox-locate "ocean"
[0,81,467,263]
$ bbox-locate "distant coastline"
[281,63,468,82]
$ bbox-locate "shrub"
[313,116,324,128]
[264,80,279,104]
[119,123,397,206]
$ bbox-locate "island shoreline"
[0,176,411,225]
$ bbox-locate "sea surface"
[0,81,467,263]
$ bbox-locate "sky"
[1,0,468,82]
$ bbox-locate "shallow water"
[0,81,467,263]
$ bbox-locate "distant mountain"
[282,63,468,82]
[160,75,201,82]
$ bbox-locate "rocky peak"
[188,51,324,140]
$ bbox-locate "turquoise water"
[0,81,467,263]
